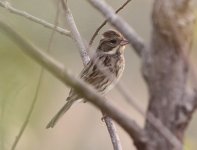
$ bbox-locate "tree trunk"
[142,0,195,150]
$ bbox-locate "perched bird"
[46,30,128,128]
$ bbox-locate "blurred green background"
[0,0,197,150]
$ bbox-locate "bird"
[46,29,128,128]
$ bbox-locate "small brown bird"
[46,30,128,128]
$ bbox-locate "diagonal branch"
[89,0,132,46]
[0,20,149,148]
[87,0,146,57]
[0,1,71,37]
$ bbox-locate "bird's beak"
[120,39,129,46]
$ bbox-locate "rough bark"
[142,0,196,150]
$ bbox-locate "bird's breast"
[98,53,125,94]
[102,53,125,79]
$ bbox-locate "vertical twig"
[102,112,122,150]
[10,1,61,150]
[11,69,43,150]
[0,98,6,150]
[105,118,122,150]
[60,1,122,150]
[61,0,90,65]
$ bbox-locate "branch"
[61,0,90,65]
[87,0,146,57]
[61,1,122,149]
[89,0,132,46]
[0,20,149,148]
[0,1,71,37]
[102,113,123,150]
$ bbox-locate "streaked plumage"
[46,30,128,128]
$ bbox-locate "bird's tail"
[46,100,74,129]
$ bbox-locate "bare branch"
[60,1,122,149]
[89,0,132,46]
[0,20,149,148]
[0,1,71,37]
[61,0,90,65]
[102,113,123,150]
[87,0,146,57]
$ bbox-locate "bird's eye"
[110,39,117,44]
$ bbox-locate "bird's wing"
[79,57,113,93]
[66,60,95,102]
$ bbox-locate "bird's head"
[97,30,129,54]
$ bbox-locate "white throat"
[103,47,118,55]
[103,45,125,55]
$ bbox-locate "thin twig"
[0,20,149,148]
[61,0,90,65]
[0,0,71,37]
[10,3,61,150]
[89,0,132,46]
[0,98,6,150]
[11,69,43,150]
[102,117,123,150]
[102,112,122,150]
[60,1,122,149]
[87,0,146,57]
